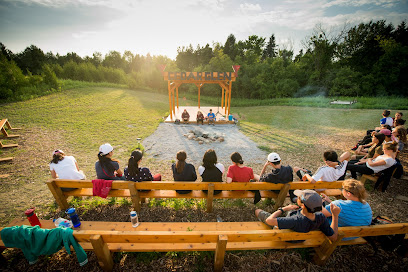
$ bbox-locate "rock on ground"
[142,123,268,166]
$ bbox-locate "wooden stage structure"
[161,69,239,124]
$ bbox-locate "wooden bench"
[46,179,344,212]
[0,119,21,148]
[1,218,407,272]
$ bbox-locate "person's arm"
[367,158,386,167]
[191,166,197,181]
[226,177,233,183]
[304,174,316,183]
[50,170,58,179]
[265,205,299,226]
[327,203,340,242]
[75,161,80,171]
[116,168,124,176]
[259,162,269,176]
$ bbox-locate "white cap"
[99,143,113,155]
[267,152,281,162]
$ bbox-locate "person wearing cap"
[50,150,85,191]
[207,109,215,126]
[293,150,348,184]
[95,143,125,180]
[380,110,393,127]
[255,189,340,242]
[259,152,295,201]
[321,179,372,240]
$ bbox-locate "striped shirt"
[325,200,372,227]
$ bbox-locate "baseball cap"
[99,143,113,155]
[53,149,64,155]
[379,129,391,136]
[267,152,281,162]
[293,189,322,212]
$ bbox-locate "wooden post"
[227,80,232,116]
[46,180,69,210]
[313,231,345,265]
[128,182,141,212]
[221,88,224,109]
[90,234,114,272]
[198,85,201,108]
[214,235,228,272]
[206,184,214,213]
[176,86,179,109]
[273,184,291,211]
[168,81,173,120]
[224,87,229,114]
[172,88,175,114]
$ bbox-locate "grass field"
[0,84,397,225]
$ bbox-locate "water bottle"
[25,208,41,227]
[66,208,81,228]
[53,218,73,228]
[130,211,139,227]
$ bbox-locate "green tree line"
[1,20,407,102]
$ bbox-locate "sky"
[1,0,407,60]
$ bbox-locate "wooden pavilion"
[161,67,239,124]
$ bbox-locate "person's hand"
[283,205,300,211]
[330,203,341,216]
[320,193,331,203]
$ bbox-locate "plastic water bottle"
[53,218,73,228]
[25,208,41,227]
[66,208,81,228]
[130,211,139,227]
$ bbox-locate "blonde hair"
[383,141,399,152]
[342,179,367,204]
[394,126,407,143]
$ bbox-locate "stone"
[218,137,224,142]
[204,139,210,144]
[199,141,204,144]
[187,134,194,140]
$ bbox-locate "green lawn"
[0,85,404,224]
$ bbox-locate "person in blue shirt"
[207,109,215,125]
[321,179,372,232]
[256,189,340,242]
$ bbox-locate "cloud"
[323,0,400,8]
[240,3,262,12]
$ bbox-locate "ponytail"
[128,150,143,177]
[176,151,187,174]
[230,152,244,164]
[384,141,398,152]
[50,152,65,164]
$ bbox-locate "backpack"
[365,216,406,255]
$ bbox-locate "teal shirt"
[1,225,88,266]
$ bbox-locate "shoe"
[351,144,358,151]
[253,190,262,204]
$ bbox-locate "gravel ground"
[142,123,268,166]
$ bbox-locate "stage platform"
[164,106,234,124]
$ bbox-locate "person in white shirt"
[49,150,85,191]
[294,150,348,183]
[345,142,397,179]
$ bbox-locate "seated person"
[226,152,260,183]
[124,150,161,191]
[294,150,348,183]
[199,149,224,195]
[392,126,407,158]
[379,110,393,128]
[321,179,372,240]
[95,143,125,180]
[172,150,197,194]
[345,142,398,179]
[259,152,295,202]
[49,149,85,191]
[393,112,403,127]
[255,189,340,242]
[196,111,204,125]
[181,109,190,124]
[207,109,215,125]
[350,133,385,162]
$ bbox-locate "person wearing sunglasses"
[321,179,372,240]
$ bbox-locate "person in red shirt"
[226,152,260,183]
[181,109,190,124]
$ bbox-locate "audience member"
[172,150,197,194]
[196,111,204,125]
[181,109,190,124]
[125,150,161,183]
[226,152,260,183]
[255,189,340,242]
[50,149,85,192]
[207,109,215,126]
[199,149,224,195]
[345,142,398,179]
[95,143,125,180]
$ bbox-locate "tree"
[262,34,277,60]
[176,44,195,70]
[103,51,125,70]
[15,45,46,75]
[223,34,237,60]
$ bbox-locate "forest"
[1,20,407,102]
